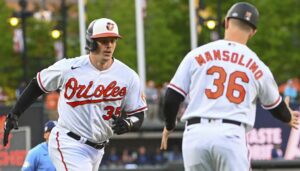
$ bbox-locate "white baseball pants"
[182,119,250,171]
[48,126,105,171]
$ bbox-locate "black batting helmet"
[85,20,98,53]
[225,2,259,29]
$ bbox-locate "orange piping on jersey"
[194,50,264,80]
[66,97,123,107]
[168,83,187,96]
[56,132,69,171]
[127,106,148,115]
[262,96,282,109]
[37,72,50,93]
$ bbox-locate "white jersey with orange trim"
[37,55,147,142]
[169,40,281,130]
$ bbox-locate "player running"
[3,18,147,171]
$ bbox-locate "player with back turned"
[160,2,299,171]
[3,18,147,171]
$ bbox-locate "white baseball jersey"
[169,40,281,129]
[37,55,147,142]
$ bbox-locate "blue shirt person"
[22,120,57,171]
[284,79,298,103]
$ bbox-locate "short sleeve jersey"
[37,55,147,142]
[169,40,281,129]
[21,142,56,171]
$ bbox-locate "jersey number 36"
[205,66,249,104]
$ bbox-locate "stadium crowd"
[100,145,182,169]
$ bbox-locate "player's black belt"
[67,132,107,150]
[187,117,242,126]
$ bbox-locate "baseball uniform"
[2,18,147,171]
[37,56,146,170]
[21,142,56,171]
[21,121,57,171]
[168,39,281,171]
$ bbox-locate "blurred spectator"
[0,86,8,106]
[45,91,60,120]
[271,143,283,159]
[45,91,60,110]
[21,120,56,171]
[101,145,183,168]
[167,145,183,162]
[16,81,27,99]
[121,149,135,165]
[145,80,159,121]
[152,147,167,165]
[284,79,298,103]
[105,147,121,166]
[135,146,152,165]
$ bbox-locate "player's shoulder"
[185,40,221,58]
[49,55,89,70]
[27,142,47,156]
[239,44,269,70]
[114,59,138,74]
[113,58,140,82]
[62,55,89,66]
[210,40,263,62]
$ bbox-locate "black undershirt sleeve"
[129,111,145,131]
[163,88,185,131]
[267,100,291,123]
[11,78,45,117]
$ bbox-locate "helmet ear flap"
[91,40,98,51]
[85,20,98,53]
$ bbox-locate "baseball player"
[160,2,299,171]
[22,120,57,171]
[3,18,147,171]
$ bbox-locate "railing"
[98,160,300,171]
[2,104,300,171]
[252,159,300,169]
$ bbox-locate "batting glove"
[112,115,133,135]
[3,113,19,146]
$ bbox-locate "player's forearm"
[11,78,45,117]
[268,100,291,123]
[128,111,144,131]
[164,88,185,130]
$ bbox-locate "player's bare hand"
[285,96,300,129]
[3,113,19,146]
[160,127,173,150]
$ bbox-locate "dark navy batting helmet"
[44,120,57,133]
[226,2,259,29]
